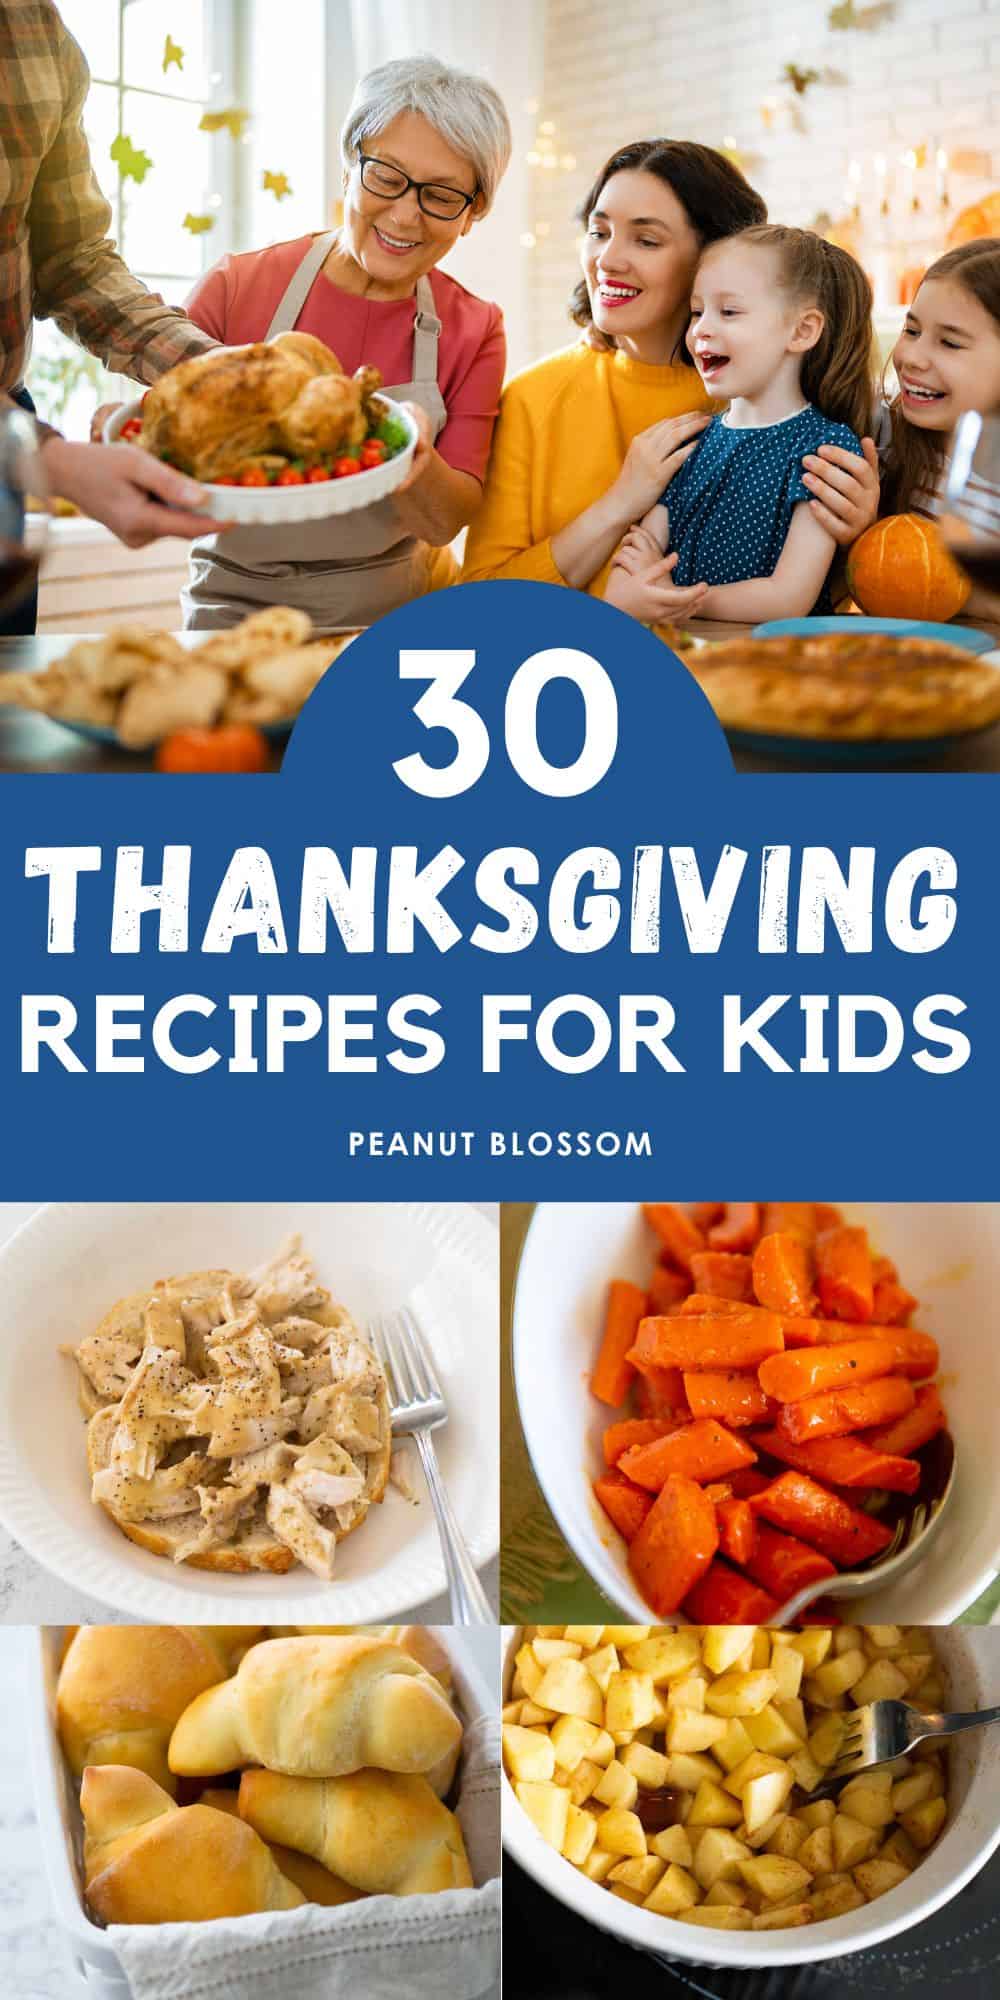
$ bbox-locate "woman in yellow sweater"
[463,139,880,613]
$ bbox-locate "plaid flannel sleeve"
[28,19,218,383]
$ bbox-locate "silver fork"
[370,1307,492,1625]
[810,1697,1000,1793]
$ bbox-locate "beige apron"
[182,230,449,631]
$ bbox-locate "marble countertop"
[0,1202,498,1625]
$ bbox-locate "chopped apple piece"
[692,1827,753,1890]
[593,1760,639,1811]
[705,1670,779,1718]
[797,1824,834,1875]
[703,1627,759,1674]
[676,1905,754,1930]
[642,1862,700,1916]
[752,1902,813,1929]
[838,1777,896,1830]
[854,1857,910,1898]
[900,1796,947,1850]
[667,1709,729,1755]
[810,1879,866,1920]
[851,1659,909,1706]
[605,1670,657,1735]
[892,1767,942,1814]
[562,1803,598,1866]
[651,1824,693,1867]
[608,1855,665,1895]
[503,1725,556,1784]
[746,1706,807,1758]
[619,1741,671,1789]
[738,1855,811,1902]
[808,1650,868,1704]
[582,1645,620,1693]
[624,1631,702,1680]
[533,1658,604,1724]
[832,1812,879,1871]
[515,1780,569,1850]
[687,1779,745,1828]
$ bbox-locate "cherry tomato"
[332,456,362,478]
[155,725,272,774]
[120,417,143,439]
[213,474,238,486]
[276,465,305,485]
[239,464,270,487]
[359,438,388,468]
[305,464,332,482]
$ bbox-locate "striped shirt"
[1,0,216,395]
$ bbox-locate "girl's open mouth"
[900,378,946,405]
[597,283,641,308]
[373,225,421,256]
[697,351,729,380]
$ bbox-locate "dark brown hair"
[881,239,1000,516]
[570,138,767,354]
[701,223,875,437]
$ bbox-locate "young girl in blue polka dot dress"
[605,224,875,624]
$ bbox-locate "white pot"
[502,1623,1000,1969]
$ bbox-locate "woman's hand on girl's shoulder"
[802,435,880,545]
[613,412,711,519]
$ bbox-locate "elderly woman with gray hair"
[179,54,511,629]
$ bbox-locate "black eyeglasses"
[357,153,478,221]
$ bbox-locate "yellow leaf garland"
[262,169,293,200]
[163,34,184,71]
[183,212,216,234]
[200,108,251,139]
[110,133,153,184]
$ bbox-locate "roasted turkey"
[139,331,385,481]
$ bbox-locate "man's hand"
[802,436,880,545]
[40,437,225,545]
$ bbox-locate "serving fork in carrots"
[590,1203,948,1623]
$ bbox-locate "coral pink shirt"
[185,236,505,482]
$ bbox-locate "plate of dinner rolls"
[30,1624,497,1992]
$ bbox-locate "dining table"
[2,610,1000,773]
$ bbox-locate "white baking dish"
[501,1624,1000,1970]
[104,400,418,522]
[30,1627,498,1998]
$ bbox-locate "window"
[27,0,329,435]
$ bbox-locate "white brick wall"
[523,0,1000,362]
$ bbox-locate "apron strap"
[264,229,340,339]
[411,273,442,384]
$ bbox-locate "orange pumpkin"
[897,264,925,305]
[845,513,971,621]
[155,724,272,773]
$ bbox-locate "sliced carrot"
[716,1495,758,1565]
[750,1471,893,1565]
[632,1364,688,1419]
[865,1382,947,1456]
[812,1203,844,1233]
[751,1426,921,1494]
[779,1316,938,1379]
[727,1466,771,1499]
[628,1473,718,1615]
[703,1480,734,1503]
[689,1251,755,1301]
[761,1202,817,1242]
[591,1278,646,1407]
[689,1202,724,1228]
[646,1263,692,1314]
[815,1225,875,1322]
[776,1374,914,1443]
[629,1309,784,1374]
[683,1369,773,1428]
[682,1559,780,1624]
[708,1201,761,1251]
[602,1417,678,1467]
[593,1469,654,1543]
[619,1417,757,1492]
[758,1338,896,1403]
[679,1292,749,1317]
[642,1204,705,1272]
[752,1232,816,1317]
[872,1262,918,1326]
[744,1522,837,1599]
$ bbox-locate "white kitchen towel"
[109,1717,500,2000]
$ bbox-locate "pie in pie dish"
[680,631,1000,741]
[65,1237,392,1577]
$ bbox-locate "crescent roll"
[169,1634,462,1779]
[238,1767,473,1896]
[81,1766,305,1924]
[57,1625,233,1795]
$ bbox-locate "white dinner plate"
[0,1201,497,1621]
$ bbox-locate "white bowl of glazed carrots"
[512,1201,996,1625]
